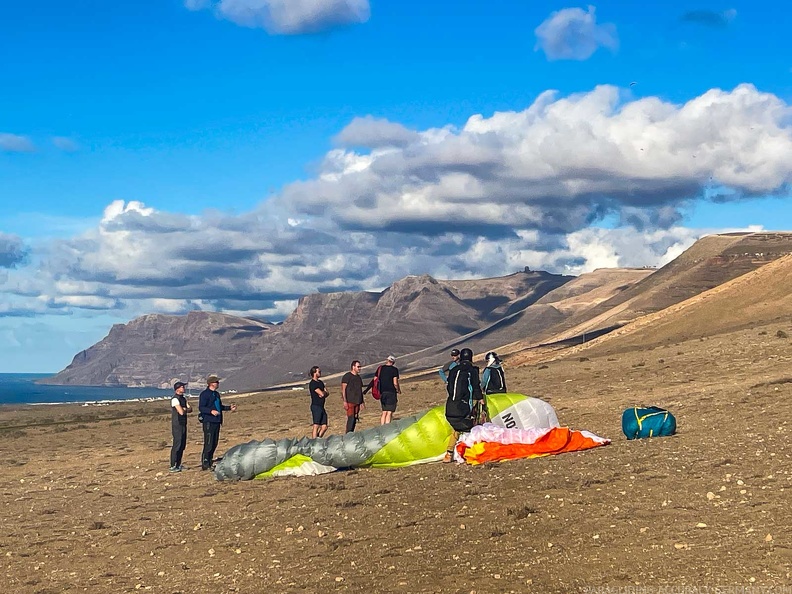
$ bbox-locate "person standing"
[444,348,484,462]
[198,374,237,471]
[309,366,329,438]
[376,355,401,425]
[438,348,461,383]
[482,351,507,394]
[341,360,365,433]
[169,381,192,472]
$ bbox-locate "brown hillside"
[564,252,792,357]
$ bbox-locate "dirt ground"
[2,320,792,593]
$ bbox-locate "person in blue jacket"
[198,374,237,471]
[438,348,461,383]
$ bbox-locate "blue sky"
[1,0,791,373]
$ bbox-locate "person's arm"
[438,367,448,383]
[184,400,192,412]
[362,378,373,394]
[394,376,401,395]
[471,368,483,401]
[172,397,185,416]
[341,381,349,407]
[198,390,213,416]
[481,368,491,394]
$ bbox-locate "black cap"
[173,381,188,390]
[450,349,460,357]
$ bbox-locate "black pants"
[170,422,187,468]
[201,422,221,469]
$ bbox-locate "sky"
[1,0,791,373]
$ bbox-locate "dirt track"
[2,320,792,593]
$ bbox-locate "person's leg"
[170,424,181,468]
[207,424,221,464]
[384,410,393,424]
[311,424,319,438]
[176,425,187,468]
[318,409,328,437]
[319,424,328,437]
[345,404,359,432]
[201,423,213,469]
[444,430,459,462]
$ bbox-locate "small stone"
[640,527,648,533]
[235,549,242,554]
[208,548,215,557]
[706,492,716,501]
[765,534,773,542]
[335,577,344,582]
[696,523,707,528]
[737,479,745,486]
[157,571,165,577]
[459,524,466,530]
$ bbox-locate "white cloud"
[282,84,792,236]
[4,85,791,329]
[186,0,370,34]
[52,136,80,152]
[335,116,421,148]
[0,133,35,153]
[535,5,618,61]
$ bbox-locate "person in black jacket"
[198,374,237,471]
[482,351,507,394]
[169,381,192,472]
[443,348,484,462]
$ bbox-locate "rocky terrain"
[3,249,792,592]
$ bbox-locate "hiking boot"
[169,466,181,473]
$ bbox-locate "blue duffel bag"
[621,406,676,440]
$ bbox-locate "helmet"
[459,348,473,362]
[486,351,500,365]
[450,349,460,357]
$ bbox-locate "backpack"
[621,406,676,440]
[371,365,383,400]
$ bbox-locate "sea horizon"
[0,373,173,406]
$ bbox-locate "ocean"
[0,373,173,406]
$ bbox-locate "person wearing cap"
[169,381,192,472]
[198,374,237,471]
[377,355,401,424]
[438,349,461,384]
[482,351,507,394]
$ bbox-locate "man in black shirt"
[341,360,365,433]
[444,348,484,462]
[377,355,401,425]
[309,365,329,438]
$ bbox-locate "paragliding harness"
[621,406,676,440]
[371,366,383,400]
[447,365,487,431]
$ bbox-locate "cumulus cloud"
[680,9,737,28]
[335,116,421,149]
[186,0,370,34]
[535,5,618,61]
[0,133,35,153]
[0,234,28,268]
[4,84,791,325]
[282,84,792,237]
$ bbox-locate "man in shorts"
[309,365,329,438]
[377,355,401,425]
[341,360,365,432]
